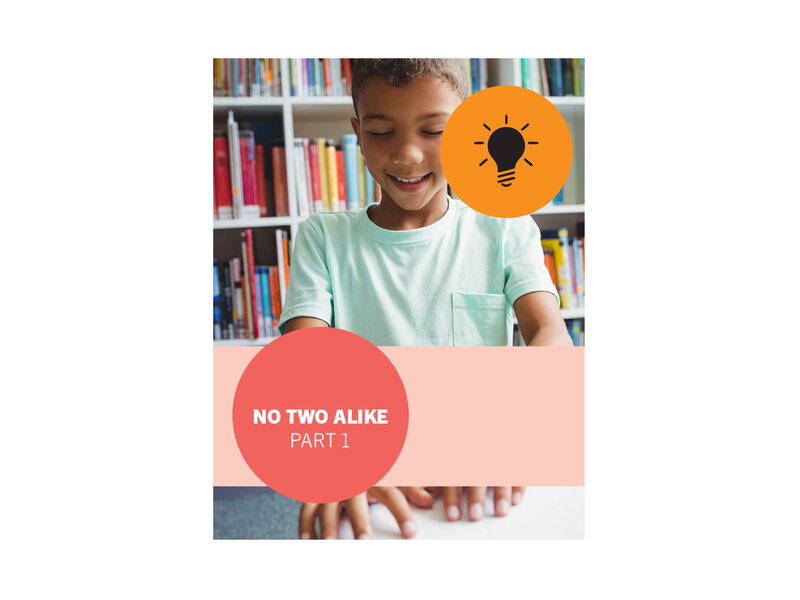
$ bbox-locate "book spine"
[365,166,375,204]
[322,58,332,96]
[226,111,243,219]
[539,59,550,96]
[562,58,574,95]
[253,266,265,338]
[269,267,281,330]
[240,234,254,339]
[282,230,290,289]
[276,230,287,306]
[307,141,323,213]
[541,232,572,309]
[325,139,339,211]
[341,58,352,95]
[357,149,367,208]
[255,144,268,217]
[271,142,289,216]
[342,134,359,211]
[245,229,259,339]
[470,58,479,93]
[213,136,233,219]
[313,58,322,96]
[316,138,330,211]
[213,260,222,340]
[335,147,347,211]
[222,260,234,339]
[272,58,281,95]
[302,138,315,215]
[259,267,275,337]
[239,131,260,218]
[231,257,245,338]
[549,59,563,96]
[521,58,528,89]
[293,139,310,217]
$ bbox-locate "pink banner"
[214,346,583,486]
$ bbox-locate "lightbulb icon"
[476,115,538,187]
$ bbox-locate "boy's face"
[351,77,463,213]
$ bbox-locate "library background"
[213,58,585,347]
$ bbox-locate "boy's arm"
[282,316,329,333]
[513,291,573,346]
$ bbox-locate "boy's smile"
[351,77,463,229]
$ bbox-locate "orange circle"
[441,86,572,218]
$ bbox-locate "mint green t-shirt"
[278,197,559,346]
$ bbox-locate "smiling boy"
[279,59,573,538]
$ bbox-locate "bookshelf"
[214,58,585,346]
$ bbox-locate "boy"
[280,59,573,539]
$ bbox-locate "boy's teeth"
[396,175,425,183]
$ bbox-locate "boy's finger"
[319,502,341,539]
[298,502,319,540]
[467,486,487,521]
[344,494,372,539]
[442,486,462,521]
[399,486,434,509]
[511,486,526,505]
[371,487,417,538]
[492,486,512,517]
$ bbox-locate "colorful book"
[540,228,574,309]
[271,141,289,216]
[357,150,367,208]
[341,58,352,95]
[213,260,222,340]
[245,229,259,338]
[213,133,233,219]
[239,131,260,219]
[335,146,347,211]
[231,257,245,338]
[221,260,234,339]
[226,111,244,218]
[293,138,310,217]
[301,138,315,215]
[308,141,323,213]
[240,233,254,339]
[315,138,330,211]
[276,230,288,306]
[255,144,268,217]
[342,134,360,211]
[325,139,339,211]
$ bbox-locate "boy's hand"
[298,486,435,539]
[441,486,526,521]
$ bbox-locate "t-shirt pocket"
[451,292,510,346]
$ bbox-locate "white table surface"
[338,486,584,539]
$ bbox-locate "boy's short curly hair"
[351,59,469,116]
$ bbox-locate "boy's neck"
[367,187,449,231]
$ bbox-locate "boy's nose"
[390,138,424,166]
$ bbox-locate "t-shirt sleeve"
[503,216,561,307]
[278,217,334,333]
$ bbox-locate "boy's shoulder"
[300,208,360,235]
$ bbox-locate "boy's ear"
[350,117,361,147]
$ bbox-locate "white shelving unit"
[214,59,584,346]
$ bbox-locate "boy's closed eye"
[365,130,443,137]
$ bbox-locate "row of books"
[541,224,585,310]
[288,58,489,98]
[213,229,291,341]
[512,319,585,346]
[289,59,353,97]
[213,111,290,220]
[520,59,585,97]
[213,59,283,98]
[291,136,381,215]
